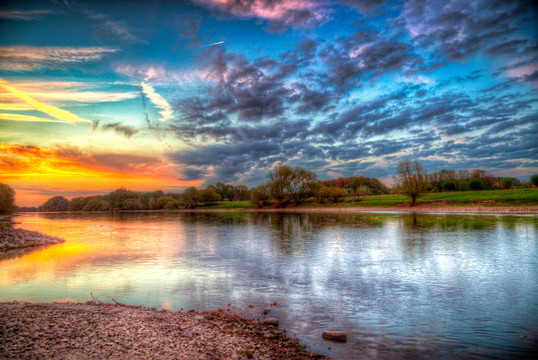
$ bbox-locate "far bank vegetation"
[12,162,538,212]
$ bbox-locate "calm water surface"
[1,212,537,359]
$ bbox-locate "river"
[1,211,537,359]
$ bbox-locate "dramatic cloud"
[1,0,537,200]
[403,0,538,62]
[193,0,329,30]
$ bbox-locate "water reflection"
[1,211,537,359]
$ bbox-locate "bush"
[0,183,15,215]
[442,180,456,192]
[154,196,175,210]
[351,187,368,202]
[198,188,222,203]
[531,174,538,187]
[179,187,199,209]
[316,186,331,203]
[499,178,513,189]
[250,184,272,208]
[468,178,484,190]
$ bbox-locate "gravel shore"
[0,301,327,360]
[0,227,65,260]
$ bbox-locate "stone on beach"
[263,318,280,327]
[0,302,326,359]
[0,227,64,251]
[322,330,347,342]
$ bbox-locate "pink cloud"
[193,0,328,28]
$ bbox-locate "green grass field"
[200,188,538,210]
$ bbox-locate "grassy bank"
[201,188,538,210]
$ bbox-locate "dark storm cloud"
[193,47,294,122]
[280,38,318,67]
[178,166,208,181]
[169,140,283,183]
[339,0,388,12]
[405,0,538,62]
[293,84,332,114]
[169,2,537,185]
[484,39,531,56]
[319,33,424,91]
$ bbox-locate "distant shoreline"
[13,205,538,215]
[185,205,538,214]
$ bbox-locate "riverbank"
[0,301,326,360]
[0,227,65,260]
[193,204,538,214]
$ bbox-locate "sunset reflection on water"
[1,211,537,360]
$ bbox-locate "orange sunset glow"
[0,143,202,206]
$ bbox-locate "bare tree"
[394,160,428,205]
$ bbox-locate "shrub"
[351,187,368,202]
[499,178,513,189]
[442,179,456,191]
[198,188,222,203]
[468,178,484,190]
[0,183,15,215]
[531,174,538,187]
[250,184,272,208]
[179,187,199,209]
[155,196,175,210]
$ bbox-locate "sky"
[0,0,537,206]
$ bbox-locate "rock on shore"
[0,227,65,252]
[0,301,326,360]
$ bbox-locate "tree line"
[393,160,537,205]
[35,183,251,212]
[1,164,537,213]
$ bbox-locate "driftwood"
[90,292,103,304]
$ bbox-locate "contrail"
[0,78,92,125]
[206,41,224,47]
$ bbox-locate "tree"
[0,183,15,215]
[250,184,272,208]
[394,160,428,205]
[442,179,456,192]
[268,165,293,205]
[267,165,318,206]
[179,187,199,209]
[287,167,319,205]
[82,198,111,211]
[68,197,89,211]
[469,178,484,190]
[531,174,538,187]
[351,187,368,202]
[39,196,69,212]
[106,188,139,210]
[499,178,513,189]
[233,185,250,201]
[208,183,235,201]
[316,186,348,203]
[154,196,175,210]
[198,188,222,203]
